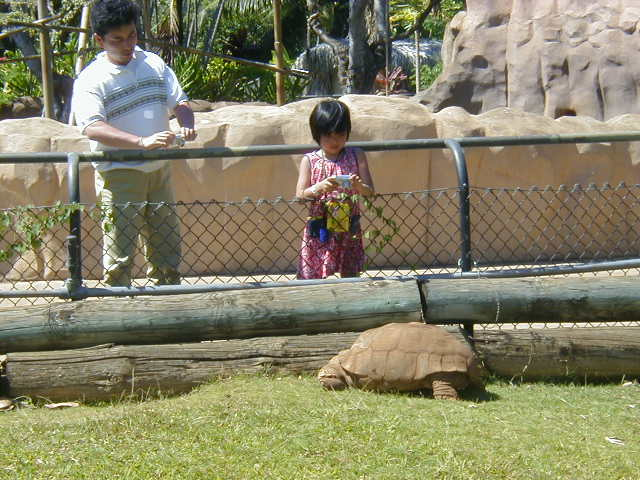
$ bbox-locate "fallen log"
[476,327,640,379]
[1,275,640,354]
[422,276,640,325]
[3,327,639,402]
[0,279,421,353]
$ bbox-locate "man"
[72,0,197,287]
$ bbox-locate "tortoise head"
[317,363,348,390]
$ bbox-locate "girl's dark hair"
[309,100,352,144]
[91,0,140,37]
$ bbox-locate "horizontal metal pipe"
[419,258,640,280]
[0,275,415,300]
[3,258,639,300]
[3,132,640,164]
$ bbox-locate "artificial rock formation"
[1,95,640,281]
[416,0,640,120]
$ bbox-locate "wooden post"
[0,279,422,353]
[74,5,91,77]
[37,0,55,119]
[272,0,285,105]
[141,0,152,50]
[414,30,420,93]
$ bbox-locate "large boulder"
[416,0,640,121]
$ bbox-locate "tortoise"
[318,322,487,399]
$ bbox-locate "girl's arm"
[353,150,375,196]
[296,156,313,199]
[296,156,338,199]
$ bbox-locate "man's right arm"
[85,121,176,150]
[73,75,176,150]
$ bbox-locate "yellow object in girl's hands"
[326,200,351,232]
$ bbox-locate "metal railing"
[2,132,640,319]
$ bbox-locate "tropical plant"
[0,203,83,263]
[391,0,465,40]
[408,60,443,91]
[0,50,41,105]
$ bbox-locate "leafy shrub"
[407,61,443,92]
[171,48,308,104]
[0,50,41,106]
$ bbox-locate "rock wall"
[1,95,640,281]
[416,0,640,121]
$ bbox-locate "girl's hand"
[313,177,339,195]
[351,174,365,191]
[351,174,374,196]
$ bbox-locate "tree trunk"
[348,0,376,93]
[2,276,640,353]
[4,327,639,402]
[0,279,422,353]
[421,276,640,325]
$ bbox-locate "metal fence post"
[65,152,83,299]
[444,139,474,338]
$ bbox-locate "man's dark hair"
[91,0,140,37]
[309,100,352,144]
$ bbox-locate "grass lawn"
[1,374,638,479]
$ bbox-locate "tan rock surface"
[1,96,639,280]
[416,0,640,121]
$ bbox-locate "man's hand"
[179,126,197,141]
[139,131,176,150]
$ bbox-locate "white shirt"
[72,46,188,172]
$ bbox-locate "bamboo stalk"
[37,0,55,119]
[273,0,285,105]
[0,14,64,41]
[74,5,91,76]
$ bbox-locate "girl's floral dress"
[297,147,365,279]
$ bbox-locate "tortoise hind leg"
[429,373,467,400]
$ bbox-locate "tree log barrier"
[3,327,639,402]
[0,279,422,353]
[2,275,640,401]
[2,276,640,353]
[422,276,640,325]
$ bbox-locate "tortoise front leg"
[429,373,463,400]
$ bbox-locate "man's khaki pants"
[95,164,181,287]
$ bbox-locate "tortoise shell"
[320,322,486,392]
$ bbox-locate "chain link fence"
[2,182,640,330]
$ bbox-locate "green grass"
[1,375,638,479]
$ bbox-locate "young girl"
[296,100,375,279]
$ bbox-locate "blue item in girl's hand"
[319,226,330,243]
[335,174,351,188]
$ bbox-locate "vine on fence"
[0,202,84,262]
[335,193,400,254]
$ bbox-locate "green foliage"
[0,202,114,263]
[391,0,465,39]
[0,375,639,478]
[172,47,308,104]
[361,195,400,255]
[407,60,443,92]
[0,202,83,263]
[0,50,41,105]
[336,192,400,255]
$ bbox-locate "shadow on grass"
[385,385,500,403]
